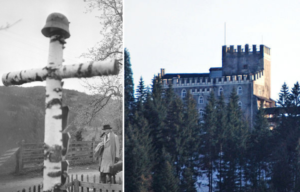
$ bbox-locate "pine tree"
[124,48,137,191]
[290,82,300,107]
[181,167,197,192]
[152,149,180,192]
[136,77,146,107]
[125,108,153,192]
[277,82,291,108]
[246,103,272,190]
[143,77,167,164]
[271,82,300,191]
[182,91,201,186]
[202,91,217,192]
[222,88,248,192]
[124,48,135,127]
[215,92,228,191]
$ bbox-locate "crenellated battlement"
[160,70,264,88]
[222,44,270,55]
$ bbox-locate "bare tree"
[0,19,21,30]
[83,0,123,62]
[78,73,123,126]
[74,0,123,140]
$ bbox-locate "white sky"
[125,0,300,100]
[0,0,103,93]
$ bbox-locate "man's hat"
[103,124,112,130]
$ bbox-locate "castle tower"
[159,44,274,129]
[222,44,271,99]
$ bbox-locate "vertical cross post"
[2,13,119,192]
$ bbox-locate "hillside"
[0,86,122,155]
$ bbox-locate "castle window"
[219,87,223,96]
[238,101,242,108]
[181,89,186,98]
[199,109,204,118]
[199,96,204,104]
[238,86,243,95]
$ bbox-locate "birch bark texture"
[1,13,119,192]
[43,34,64,191]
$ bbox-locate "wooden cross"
[1,13,119,192]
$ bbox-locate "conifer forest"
[125,49,300,192]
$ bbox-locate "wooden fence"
[17,174,122,192]
[18,141,98,173]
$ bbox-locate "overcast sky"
[125,0,300,100]
[0,0,102,93]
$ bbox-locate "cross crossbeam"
[2,60,119,86]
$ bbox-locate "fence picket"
[93,175,96,192]
[74,179,79,192]
[71,174,74,192]
[15,173,122,192]
[87,175,89,192]
[81,174,84,192]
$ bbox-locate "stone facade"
[159,44,275,128]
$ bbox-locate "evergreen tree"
[136,77,146,106]
[181,167,197,192]
[277,82,291,108]
[202,91,217,192]
[124,48,135,127]
[246,103,272,190]
[290,82,300,107]
[271,82,300,191]
[152,149,180,192]
[222,88,248,192]
[125,106,153,192]
[143,77,167,165]
[182,91,201,185]
[215,92,228,191]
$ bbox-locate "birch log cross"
[1,13,119,192]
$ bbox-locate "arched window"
[219,87,223,96]
[238,101,242,108]
[199,108,204,118]
[181,89,186,98]
[238,86,242,95]
[199,96,204,104]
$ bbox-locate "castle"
[158,44,275,127]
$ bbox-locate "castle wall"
[253,46,271,99]
[162,77,253,120]
[160,44,271,128]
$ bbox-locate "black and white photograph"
[0,0,123,191]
